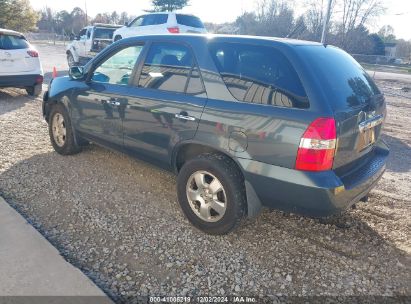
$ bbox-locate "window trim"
[133,40,207,97]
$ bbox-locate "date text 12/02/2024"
[149,296,257,303]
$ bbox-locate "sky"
[29,0,411,40]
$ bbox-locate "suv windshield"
[296,45,381,111]
[0,34,29,50]
[176,15,204,28]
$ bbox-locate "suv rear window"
[209,42,308,109]
[176,15,204,28]
[94,28,116,39]
[296,46,381,111]
[0,34,29,50]
[142,14,168,26]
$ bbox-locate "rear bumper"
[0,74,43,88]
[239,140,389,217]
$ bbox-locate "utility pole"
[321,0,333,44]
[85,0,88,25]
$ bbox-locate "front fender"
[42,76,79,121]
[66,45,79,62]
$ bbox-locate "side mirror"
[125,21,129,27]
[69,66,84,80]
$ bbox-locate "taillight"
[167,27,180,34]
[295,117,336,171]
[27,50,39,57]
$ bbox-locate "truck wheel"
[26,84,42,97]
[67,52,77,68]
[177,153,247,235]
[48,103,81,155]
[114,35,122,42]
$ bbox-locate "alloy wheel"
[52,113,66,147]
[186,170,227,222]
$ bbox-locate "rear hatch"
[0,33,37,74]
[175,14,207,33]
[297,45,386,174]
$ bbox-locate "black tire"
[114,35,122,42]
[67,52,77,68]
[26,83,42,96]
[48,103,81,155]
[177,153,247,235]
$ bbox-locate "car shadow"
[0,88,39,115]
[0,147,410,299]
[381,133,411,173]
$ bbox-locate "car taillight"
[27,50,39,57]
[295,117,336,171]
[167,27,180,34]
[35,75,43,84]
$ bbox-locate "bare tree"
[119,12,129,25]
[240,0,296,38]
[303,0,337,41]
[378,25,396,42]
[337,0,385,47]
[396,39,411,60]
[111,11,119,24]
[262,0,295,37]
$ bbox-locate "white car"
[0,29,43,96]
[113,12,207,41]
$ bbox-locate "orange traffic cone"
[52,67,58,78]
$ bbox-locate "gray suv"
[43,35,389,234]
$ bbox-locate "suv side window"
[142,14,168,26]
[78,28,87,40]
[92,45,143,85]
[137,42,205,95]
[130,16,144,27]
[176,14,204,28]
[209,42,308,108]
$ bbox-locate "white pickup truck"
[66,24,121,67]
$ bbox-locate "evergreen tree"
[151,0,189,12]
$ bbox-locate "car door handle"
[175,114,196,121]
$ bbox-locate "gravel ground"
[0,44,410,302]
